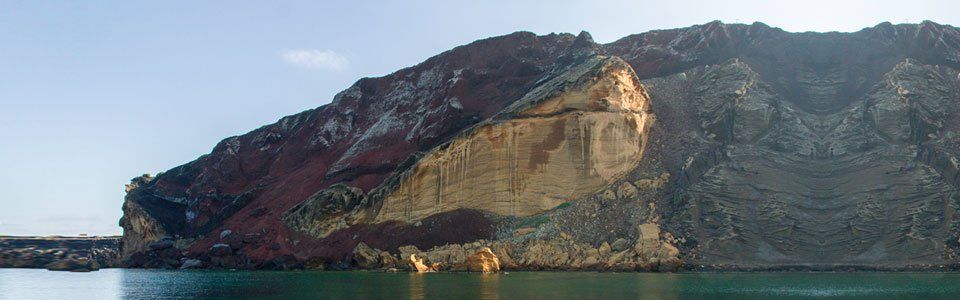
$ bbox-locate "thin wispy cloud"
[280,49,349,71]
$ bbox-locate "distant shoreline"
[1,236,121,270]
[0,235,121,239]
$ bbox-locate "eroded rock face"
[642,42,960,268]
[867,59,959,144]
[374,56,652,223]
[119,175,171,259]
[120,21,960,271]
[283,184,369,238]
[692,59,779,144]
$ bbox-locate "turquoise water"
[4,269,960,299]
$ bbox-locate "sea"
[3,269,960,299]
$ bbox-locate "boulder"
[379,251,398,268]
[407,254,434,273]
[351,242,382,269]
[179,258,203,269]
[634,223,662,259]
[209,244,232,257]
[45,257,100,272]
[610,238,631,252]
[465,248,500,273]
[598,242,612,258]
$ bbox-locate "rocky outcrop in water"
[465,248,500,273]
[120,21,960,271]
[45,256,101,272]
[407,253,435,273]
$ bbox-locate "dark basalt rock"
[147,240,174,251]
[644,56,960,267]
[119,21,960,271]
[45,256,101,272]
[282,184,369,239]
[179,258,203,269]
[209,244,232,257]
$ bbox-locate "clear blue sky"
[1,0,957,236]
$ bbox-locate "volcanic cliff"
[120,21,960,271]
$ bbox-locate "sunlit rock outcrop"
[374,56,653,223]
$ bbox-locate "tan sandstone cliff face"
[374,57,653,223]
[119,201,167,259]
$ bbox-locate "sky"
[1,0,958,236]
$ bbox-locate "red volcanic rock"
[121,31,583,262]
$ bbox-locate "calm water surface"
[3,269,960,299]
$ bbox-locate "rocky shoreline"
[0,236,120,271]
[123,228,681,272]
[118,232,960,272]
[5,236,960,272]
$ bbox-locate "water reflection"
[479,273,500,300]
[637,273,681,300]
[405,272,501,299]
[408,273,425,300]
[5,269,960,299]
